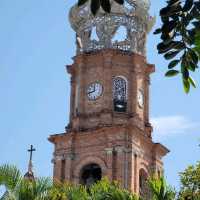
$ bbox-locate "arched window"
[113,76,127,112]
[80,163,102,187]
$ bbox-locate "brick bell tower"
[49,0,169,196]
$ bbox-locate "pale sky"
[0,0,199,195]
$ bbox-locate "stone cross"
[28,145,36,162]
[24,145,36,180]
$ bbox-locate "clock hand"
[88,87,95,94]
[88,90,94,94]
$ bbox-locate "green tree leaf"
[183,78,190,93]
[113,0,124,5]
[173,41,185,50]
[188,49,199,64]
[188,76,196,88]
[162,20,177,33]
[164,50,180,60]
[91,0,100,15]
[182,67,189,79]
[194,30,200,49]
[78,0,88,6]
[187,61,197,71]
[100,0,111,13]
[154,28,162,34]
[165,70,180,77]
[168,59,180,69]
[183,0,194,12]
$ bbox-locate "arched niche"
[80,163,102,187]
[73,156,107,184]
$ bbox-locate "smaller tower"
[24,145,36,181]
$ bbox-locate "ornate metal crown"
[69,0,155,55]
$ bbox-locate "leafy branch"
[154,0,200,93]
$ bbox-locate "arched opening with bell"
[80,163,102,187]
[113,76,128,112]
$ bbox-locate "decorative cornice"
[53,152,75,162]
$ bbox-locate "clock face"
[87,82,103,101]
[138,89,144,108]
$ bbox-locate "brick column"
[52,155,62,182]
[64,153,74,182]
[128,65,135,115]
[105,148,114,181]
[70,75,75,121]
[102,51,113,112]
[144,75,150,124]
[115,146,125,187]
[124,148,133,190]
[131,55,138,115]
[75,55,85,115]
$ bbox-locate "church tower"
[49,0,169,196]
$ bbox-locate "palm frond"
[0,164,22,191]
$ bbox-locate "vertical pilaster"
[64,154,74,182]
[105,148,114,181]
[132,54,139,115]
[125,148,134,190]
[128,64,135,115]
[102,51,113,112]
[134,153,138,193]
[76,55,85,115]
[70,75,75,120]
[53,157,62,182]
[144,75,150,125]
[115,146,125,187]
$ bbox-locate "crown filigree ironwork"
[69,0,155,55]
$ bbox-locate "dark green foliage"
[0,164,139,200]
[91,0,101,15]
[178,162,200,200]
[77,0,123,15]
[78,0,88,6]
[168,59,180,69]
[100,0,111,13]
[113,0,124,5]
[165,70,180,77]
[155,0,200,93]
